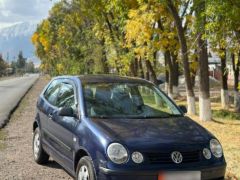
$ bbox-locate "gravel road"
[0,77,72,180]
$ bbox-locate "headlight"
[132,152,144,164]
[107,143,128,164]
[210,139,223,158]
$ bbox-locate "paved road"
[0,74,39,128]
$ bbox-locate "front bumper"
[98,164,226,180]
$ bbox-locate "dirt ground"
[0,77,72,180]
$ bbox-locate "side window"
[56,83,75,108]
[44,80,61,106]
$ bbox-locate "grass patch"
[212,109,240,120]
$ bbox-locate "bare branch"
[181,0,191,20]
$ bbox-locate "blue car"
[32,75,226,180]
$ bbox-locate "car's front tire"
[76,156,96,180]
[33,127,49,164]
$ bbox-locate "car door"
[47,80,79,171]
[39,79,62,147]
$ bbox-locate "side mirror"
[58,107,75,117]
[179,105,187,114]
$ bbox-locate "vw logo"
[171,151,183,164]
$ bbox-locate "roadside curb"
[0,78,39,129]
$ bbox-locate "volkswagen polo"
[32,75,226,180]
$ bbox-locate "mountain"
[0,22,40,65]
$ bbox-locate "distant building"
[208,52,222,80]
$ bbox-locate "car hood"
[91,116,211,149]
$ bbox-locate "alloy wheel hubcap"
[33,133,40,158]
[78,165,89,180]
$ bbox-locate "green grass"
[212,109,240,120]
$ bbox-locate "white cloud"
[0,0,58,27]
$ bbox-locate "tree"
[166,0,196,114]
[194,0,212,121]
[232,53,240,112]
[0,54,7,76]
[26,61,35,73]
[16,51,26,69]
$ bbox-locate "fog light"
[132,152,144,164]
[203,148,211,159]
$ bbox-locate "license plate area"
[158,171,201,180]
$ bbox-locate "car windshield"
[83,83,182,118]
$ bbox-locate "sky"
[0,0,58,28]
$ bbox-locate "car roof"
[53,74,152,84]
[55,74,150,83]
[78,74,151,84]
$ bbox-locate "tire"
[32,127,49,164]
[76,156,96,180]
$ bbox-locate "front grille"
[146,151,201,164]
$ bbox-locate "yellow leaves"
[125,7,154,49]
[40,63,51,72]
[58,25,67,38]
[31,33,39,44]
[134,47,146,57]
[39,36,50,52]
[42,20,51,34]
[40,64,45,71]
[139,4,148,12]
[190,61,199,73]
[125,2,178,59]
[128,9,138,18]
[93,23,104,40]
[56,63,64,74]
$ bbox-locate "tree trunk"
[198,33,212,121]
[164,51,179,99]
[145,71,150,81]
[196,0,212,121]
[103,13,122,72]
[158,19,179,96]
[232,53,240,112]
[145,60,158,85]
[100,40,109,74]
[220,49,229,109]
[171,53,179,97]
[165,56,169,92]
[130,58,138,77]
[138,58,145,79]
[130,57,138,77]
[167,1,196,114]
[134,58,138,76]
[164,51,174,98]
[191,52,198,88]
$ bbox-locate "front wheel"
[32,127,49,164]
[76,156,96,180]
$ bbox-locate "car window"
[56,82,75,109]
[44,80,61,106]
